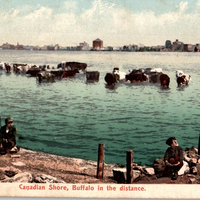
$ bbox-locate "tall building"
[93,38,103,50]
[172,39,184,51]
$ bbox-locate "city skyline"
[1,0,200,47]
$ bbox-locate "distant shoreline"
[0,48,198,53]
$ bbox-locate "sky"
[0,0,200,47]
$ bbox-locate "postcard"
[0,0,200,199]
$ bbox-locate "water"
[0,50,200,166]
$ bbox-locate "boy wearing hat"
[0,117,18,154]
[164,137,183,180]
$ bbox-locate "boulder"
[151,158,165,174]
[178,161,190,175]
[3,172,33,183]
[12,161,26,167]
[191,166,197,175]
[144,168,155,175]
[112,168,141,183]
[33,174,65,183]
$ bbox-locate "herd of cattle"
[105,67,191,88]
[0,61,99,83]
[0,61,191,88]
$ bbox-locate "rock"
[33,174,65,183]
[0,170,5,180]
[184,155,190,162]
[189,146,198,154]
[12,161,26,167]
[112,168,126,183]
[10,155,21,158]
[112,168,141,183]
[190,158,197,164]
[144,167,155,175]
[153,157,165,165]
[151,158,165,174]
[5,170,18,177]
[178,161,190,175]
[3,172,33,183]
[189,178,196,184]
[191,166,197,175]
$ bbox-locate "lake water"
[0,50,200,167]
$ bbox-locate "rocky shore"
[0,146,200,184]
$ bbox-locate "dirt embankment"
[0,148,118,183]
[0,147,200,184]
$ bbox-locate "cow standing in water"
[5,63,11,73]
[57,61,87,73]
[176,70,191,87]
[160,74,170,88]
[113,67,127,81]
[125,69,148,83]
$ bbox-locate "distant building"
[113,47,122,51]
[47,45,55,50]
[165,40,172,49]
[104,46,113,51]
[16,42,23,50]
[1,42,15,50]
[33,45,41,50]
[93,38,103,50]
[79,41,89,50]
[172,39,184,51]
[184,44,194,52]
[41,45,48,50]
[123,44,138,51]
[23,45,34,50]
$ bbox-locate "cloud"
[1,0,200,46]
[177,1,188,13]
[63,1,78,11]
[25,6,52,20]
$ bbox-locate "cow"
[176,70,191,87]
[145,68,162,74]
[13,63,35,74]
[36,71,55,83]
[49,69,79,79]
[0,62,11,73]
[125,69,148,83]
[50,70,64,79]
[26,67,41,77]
[142,68,163,83]
[86,71,100,82]
[57,61,87,72]
[148,73,163,83]
[5,63,11,73]
[13,63,27,73]
[112,67,127,81]
[0,62,5,70]
[160,74,170,88]
[61,69,79,78]
[104,73,119,86]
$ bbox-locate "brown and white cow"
[57,61,87,73]
[176,70,191,87]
